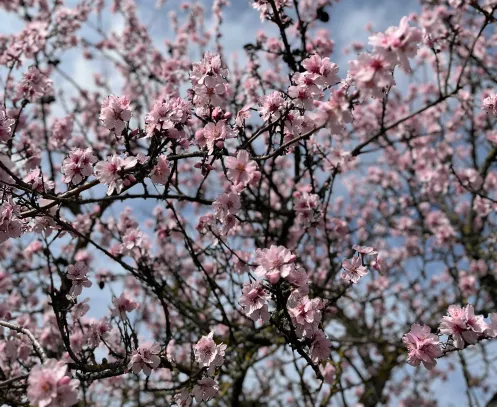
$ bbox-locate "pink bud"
[58,376,71,386]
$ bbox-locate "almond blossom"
[483,93,497,116]
[259,91,285,121]
[212,192,241,220]
[150,155,171,184]
[61,148,97,185]
[0,107,15,142]
[50,116,73,148]
[86,318,112,348]
[403,324,442,370]
[144,97,191,138]
[254,245,297,284]
[439,304,487,349]
[99,95,132,134]
[27,359,79,407]
[192,377,219,403]
[341,256,368,283]
[309,330,332,363]
[94,155,137,195]
[129,342,161,376]
[111,292,138,318]
[287,294,324,338]
[369,17,422,72]
[349,53,393,98]
[66,261,92,298]
[194,332,226,369]
[239,281,270,323]
[0,200,24,243]
[225,150,259,190]
[1,1,497,405]
[16,66,52,102]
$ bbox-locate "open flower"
[129,342,161,376]
[439,304,487,349]
[194,332,226,369]
[27,359,79,407]
[100,95,132,134]
[254,245,296,284]
[66,261,92,298]
[341,256,368,283]
[94,155,137,195]
[225,150,259,189]
[403,324,442,370]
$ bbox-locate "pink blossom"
[213,192,241,220]
[301,55,340,87]
[66,261,92,298]
[198,120,232,153]
[24,168,54,192]
[313,90,352,134]
[94,155,137,195]
[145,97,191,138]
[287,294,324,338]
[27,359,79,407]
[239,281,270,323]
[288,84,316,111]
[111,292,138,318]
[403,324,442,369]
[174,389,193,407]
[51,116,73,148]
[233,251,251,274]
[254,245,296,284]
[294,192,322,228]
[309,330,331,363]
[225,150,259,189]
[0,107,15,142]
[72,298,90,319]
[16,67,52,102]
[192,377,219,403]
[61,148,97,185]
[99,95,132,134]
[286,266,309,293]
[197,213,215,234]
[349,53,393,98]
[341,256,368,283]
[150,155,171,184]
[259,91,285,121]
[0,200,24,244]
[86,318,112,347]
[352,245,378,255]
[483,94,497,116]
[320,363,336,385]
[219,214,237,236]
[235,103,253,127]
[190,52,229,109]
[194,331,226,368]
[458,273,476,297]
[129,342,161,376]
[439,304,487,349]
[122,229,144,252]
[369,17,422,72]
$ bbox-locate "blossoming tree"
[0,0,497,405]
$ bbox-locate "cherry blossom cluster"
[404,305,497,369]
[172,331,227,404]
